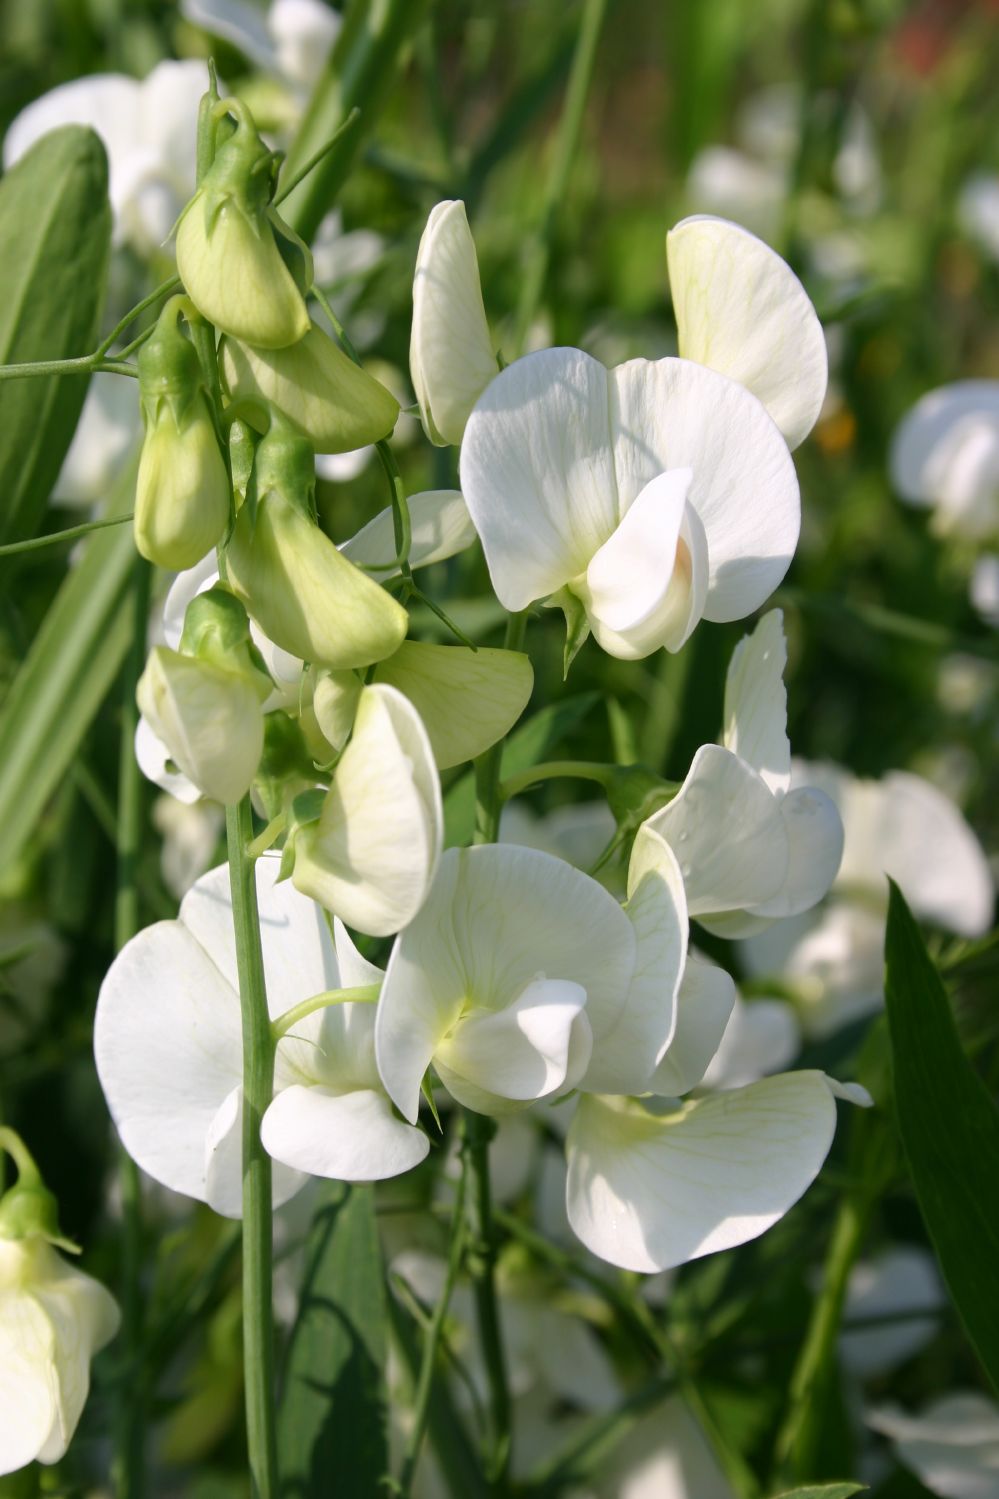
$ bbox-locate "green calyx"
[0,1127,78,1253]
[179,585,272,696]
[605,764,678,836]
[253,417,317,515]
[277,787,328,883]
[137,295,205,428]
[255,711,323,820]
[199,98,279,229]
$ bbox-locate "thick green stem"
[463,1112,511,1493]
[513,0,608,354]
[225,796,278,1499]
[113,553,151,1499]
[473,611,529,844]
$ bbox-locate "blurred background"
[1,2,998,1495]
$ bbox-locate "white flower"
[699,991,800,1092]
[3,60,206,256]
[290,683,443,937]
[867,1392,999,1499]
[666,215,828,449]
[460,348,799,659]
[182,0,340,93]
[891,380,999,541]
[644,610,843,935]
[95,859,426,1216]
[841,1246,943,1378]
[151,794,224,898]
[972,554,999,627]
[0,1237,119,1474]
[51,374,140,510]
[340,488,478,577]
[590,1394,736,1499]
[959,172,999,263]
[410,200,499,446]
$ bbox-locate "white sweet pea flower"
[644,610,843,936]
[959,172,999,263]
[51,374,140,509]
[410,200,499,446]
[95,859,425,1215]
[867,1393,999,1499]
[460,347,799,660]
[151,794,224,898]
[0,1237,120,1474]
[290,684,443,937]
[375,844,644,1119]
[590,1394,736,1499]
[4,60,205,256]
[972,554,999,627]
[841,1246,943,1378]
[182,0,340,93]
[699,992,800,1092]
[340,488,479,576]
[891,380,999,541]
[666,215,828,449]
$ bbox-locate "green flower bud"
[180,584,272,691]
[227,423,409,670]
[312,667,363,752]
[135,299,230,570]
[0,1128,77,1253]
[220,323,400,453]
[175,99,311,349]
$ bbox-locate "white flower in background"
[891,380,999,541]
[585,1394,736,1499]
[867,1393,999,1499]
[290,683,443,937]
[182,0,340,94]
[95,859,426,1216]
[840,1246,943,1378]
[0,1237,120,1475]
[460,346,799,660]
[51,374,140,510]
[410,200,499,446]
[645,610,843,936]
[742,763,994,1036]
[700,991,800,1092]
[3,60,206,256]
[500,799,620,890]
[971,554,999,627]
[959,172,999,263]
[151,794,224,898]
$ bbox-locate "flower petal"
[610,357,800,623]
[701,995,800,1092]
[667,215,828,450]
[374,640,533,770]
[0,1283,57,1474]
[262,1084,428,1180]
[410,200,498,446]
[890,380,999,537]
[650,955,736,1098]
[340,488,478,576]
[565,1072,839,1272]
[460,347,619,610]
[722,608,790,794]
[436,978,590,1109]
[134,716,201,804]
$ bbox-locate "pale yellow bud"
[134,401,230,571]
[220,324,400,452]
[373,641,533,769]
[177,201,311,349]
[136,646,265,805]
[311,668,363,752]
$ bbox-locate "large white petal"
[134,716,201,804]
[722,608,790,794]
[339,489,478,576]
[460,347,619,610]
[645,744,788,917]
[410,200,499,446]
[701,995,800,1092]
[867,1393,999,1499]
[841,1246,943,1377]
[610,357,800,622]
[0,1279,56,1475]
[436,978,590,1109]
[376,844,636,1122]
[890,380,999,537]
[262,1085,428,1180]
[751,785,843,919]
[28,1248,120,1465]
[292,684,442,936]
[650,955,736,1098]
[667,215,828,450]
[565,1072,839,1272]
[201,1086,308,1218]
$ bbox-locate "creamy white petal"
[565,1072,839,1272]
[722,608,790,794]
[410,200,499,446]
[374,640,533,770]
[0,1287,57,1474]
[890,380,999,538]
[841,1247,943,1377]
[340,489,478,576]
[376,844,636,1122]
[645,745,788,917]
[460,347,620,610]
[751,785,843,918]
[610,357,800,622]
[268,0,341,90]
[162,553,220,649]
[292,684,442,936]
[701,995,799,1092]
[436,978,589,1108]
[262,1085,428,1180]
[867,1393,999,1499]
[134,716,201,804]
[650,955,736,1098]
[181,0,277,70]
[53,373,140,507]
[28,1254,118,1465]
[332,917,384,989]
[667,215,828,449]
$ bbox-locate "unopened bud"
[220,322,400,453]
[175,99,311,348]
[0,1128,77,1253]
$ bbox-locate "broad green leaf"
[0,125,112,543]
[884,880,999,1394]
[0,465,136,870]
[770,1486,867,1499]
[278,1181,388,1497]
[444,691,599,846]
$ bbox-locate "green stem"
[463,1112,511,1493]
[0,513,133,558]
[274,107,361,206]
[225,795,279,1499]
[498,757,612,805]
[397,1148,468,1497]
[0,355,136,382]
[473,611,529,844]
[270,984,380,1041]
[513,0,608,354]
[113,553,152,1499]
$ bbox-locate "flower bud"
[175,99,311,348]
[226,423,408,669]
[311,667,362,752]
[134,299,230,570]
[220,323,400,453]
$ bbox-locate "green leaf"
[769,1486,867,1499]
[443,691,599,846]
[278,1182,389,1497]
[0,460,136,870]
[883,880,999,1394]
[0,125,112,543]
